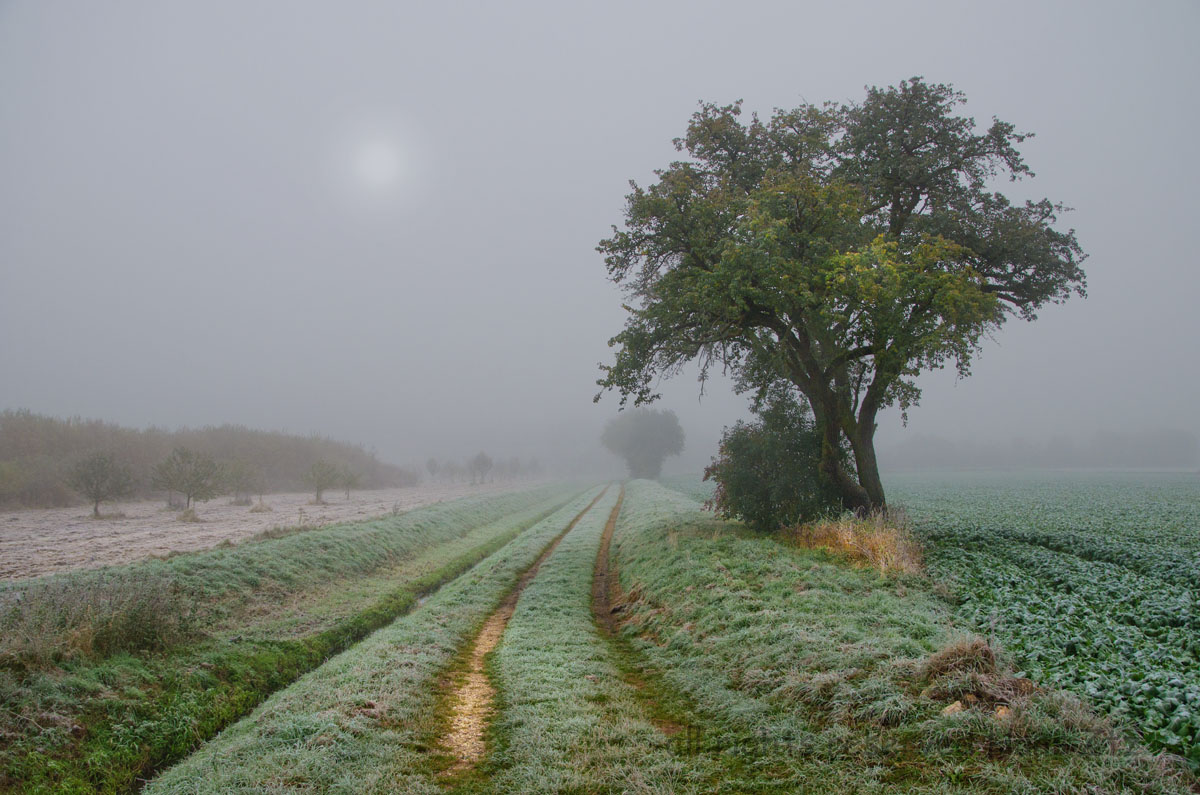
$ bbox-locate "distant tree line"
[424,453,542,486]
[0,410,420,509]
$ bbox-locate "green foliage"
[703,395,839,530]
[601,407,685,479]
[597,78,1086,511]
[303,458,340,502]
[65,452,134,517]
[152,447,224,509]
[893,471,1200,770]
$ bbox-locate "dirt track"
[439,487,609,774]
[0,481,529,581]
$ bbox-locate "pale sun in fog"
[352,140,403,188]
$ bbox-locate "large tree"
[601,408,685,480]
[596,78,1085,511]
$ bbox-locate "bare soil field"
[0,481,531,581]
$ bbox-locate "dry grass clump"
[178,508,202,523]
[0,572,199,668]
[921,635,998,679]
[248,500,273,513]
[789,508,923,576]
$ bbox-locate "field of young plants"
[889,471,1200,769]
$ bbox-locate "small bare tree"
[67,452,134,518]
[339,466,361,500]
[304,460,340,504]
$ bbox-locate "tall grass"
[0,571,198,667]
[788,508,923,576]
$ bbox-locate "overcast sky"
[1,0,1197,473]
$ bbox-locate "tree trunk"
[847,424,886,511]
[816,416,871,513]
[93,499,101,518]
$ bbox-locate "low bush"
[703,393,841,531]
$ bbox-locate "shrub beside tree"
[66,453,135,518]
[704,395,841,531]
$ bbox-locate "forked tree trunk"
[812,407,886,514]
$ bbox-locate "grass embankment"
[475,485,709,793]
[607,480,1193,793]
[143,487,607,794]
[0,485,578,793]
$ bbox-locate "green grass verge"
[142,487,606,794]
[607,480,1195,794]
[0,487,580,794]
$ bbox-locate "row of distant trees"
[66,448,374,517]
[0,410,418,509]
[424,453,542,486]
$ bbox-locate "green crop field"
[889,471,1200,769]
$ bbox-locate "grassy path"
[143,487,606,794]
[475,484,712,793]
[438,486,609,773]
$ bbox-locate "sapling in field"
[304,459,340,504]
[66,452,134,518]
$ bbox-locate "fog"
[2,0,1197,476]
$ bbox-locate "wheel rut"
[438,486,610,775]
[591,484,685,737]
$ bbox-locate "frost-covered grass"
[609,480,1194,793]
[144,487,606,794]
[479,487,712,793]
[1,486,579,794]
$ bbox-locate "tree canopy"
[601,408,685,480]
[596,77,1085,510]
